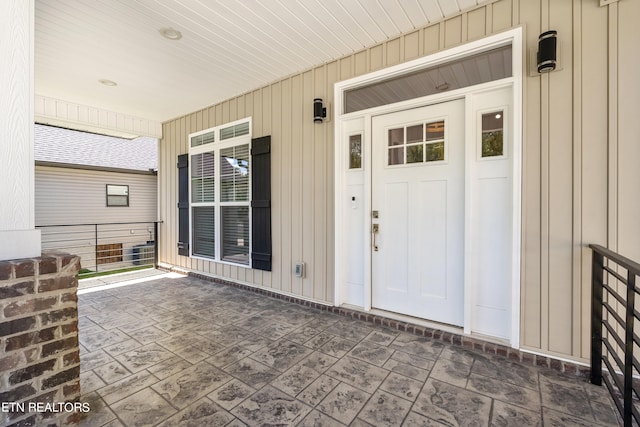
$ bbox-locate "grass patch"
[79,265,153,280]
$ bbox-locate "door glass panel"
[481,111,504,157]
[407,145,423,164]
[387,120,447,166]
[349,134,362,169]
[388,128,403,146]
[425,121,445,141]
[426,142,445,162]
[388,147,404,165]
[406,124,423,144]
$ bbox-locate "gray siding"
[35,165,157,226]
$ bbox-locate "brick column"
[0,252,81,427]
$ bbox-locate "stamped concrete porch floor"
[77,275,621,427]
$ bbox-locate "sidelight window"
[481,111,504,158]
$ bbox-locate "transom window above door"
[344,45,512,114]
[387,120,446,166]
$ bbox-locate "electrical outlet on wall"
[294,262,305,278]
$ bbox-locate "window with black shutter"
[177,154,189,256]
[251,136,271,271]
[178,118,270,270]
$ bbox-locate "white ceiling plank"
[34,0,494,122]
[457,0,480,10]
[361,0,402,37]
[44,0,288,87]
[253,0,343,60]
[378,0,416,33]
[305,1,368,52]
[417,0,445,22]
[135,0,297,76]
[437,0,461,16]
[402,0,430,28]
[188,0,316,67]
[215,0,326,64]
[272,0,355,56]
[337,0,389,42]
[319,0,378,48]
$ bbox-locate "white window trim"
[188,118,252,267]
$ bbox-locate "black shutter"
[177,154,189,256]
[251,136,272,271]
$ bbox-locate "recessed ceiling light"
[495,113,502,119]
[435,82,449,91]
[98,79,117,86]
[159,27,182,40]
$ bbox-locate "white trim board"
[35,94,163,139]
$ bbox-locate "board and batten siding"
[35,165,157,226]
[158,0,640,362]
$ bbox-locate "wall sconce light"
[537,30,557,73]
[314,98,327,123]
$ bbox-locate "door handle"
[372,223,379,251]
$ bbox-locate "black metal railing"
[591,244,640,426]
[37,221,160,279]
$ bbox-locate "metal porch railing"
[37,221,160,279]
[590,244,640,426]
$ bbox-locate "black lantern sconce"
[537,30,557,73]
[314,98,327,123]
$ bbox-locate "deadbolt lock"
[372,210,379,218]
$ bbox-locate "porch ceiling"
[35,0,493,123]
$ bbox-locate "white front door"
[371,99,465,326]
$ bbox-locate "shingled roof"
[34,124,157,172]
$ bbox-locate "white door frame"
[334,28,523,348]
